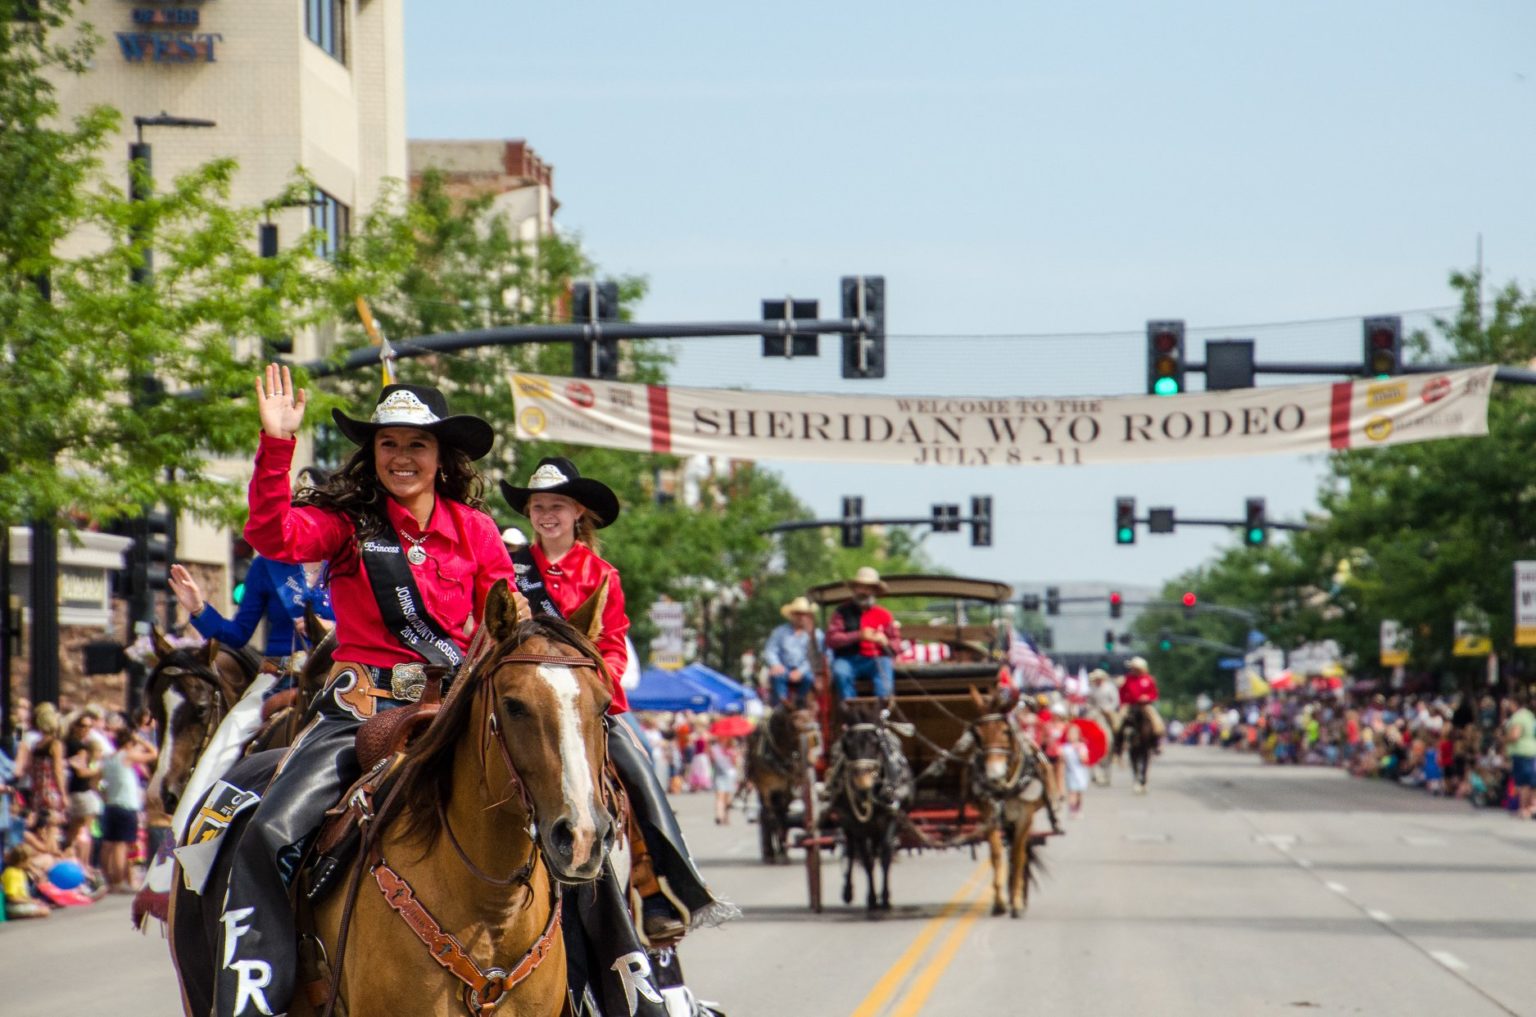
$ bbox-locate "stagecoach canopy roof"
[807,574,1014,606]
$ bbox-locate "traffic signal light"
[1146,320,1186,396]
[1158,630,1173,652]
[761,297,819,358]
[1104,629,1116,653]
[1109,591,1123,619]
[840,275,885,379]
[1182,591,1197,619]
[1045,586,1061,617]
[840,495,864,549]
[1363,315,1401,379]
[931,503,961,533]
[1021,593,1041,613]
[1115,497,1136,545]
[231,536,255,606]
[970,496,992,547]
[571,280,620,379]
[1244,497,1267,547]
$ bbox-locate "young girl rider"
[213,365,531,1017]
[502,458,731,948]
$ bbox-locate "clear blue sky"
[405,1,1536,589]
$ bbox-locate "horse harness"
[326,646,608,1017]
[152,649,259,768]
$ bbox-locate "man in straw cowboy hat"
[763,597,824,706]
[825,567,899,703]
[1087,668,1121,785]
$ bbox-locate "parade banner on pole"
[1515,561,1536,648]
[510,367,1495,468]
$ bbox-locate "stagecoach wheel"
[802,763,823,913]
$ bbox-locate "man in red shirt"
[825,567,899,702]
[1119,656,1166,746]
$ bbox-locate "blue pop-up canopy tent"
[627,668,714,713]
[676,662,759,714]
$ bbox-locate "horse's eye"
[502,698,529,720]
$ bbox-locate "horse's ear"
[484,579,523,641]
[201,638,220,667]
[969,684,987,711]
[151,625,174,659]
[303,606,330,648]
[567,576,609,645]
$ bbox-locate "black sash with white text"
[511,548,564,621]
[360,525,463,668]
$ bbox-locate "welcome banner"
[509,367,1495,467]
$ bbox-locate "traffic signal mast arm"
[761,513,986,533]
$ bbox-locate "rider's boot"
[608,721,738,944]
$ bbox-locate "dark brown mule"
[144,613,333,816]
[293,581,616,1017]
[744,703,820,863]
[965,686,1050,918]
[828,703,911,912]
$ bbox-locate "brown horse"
[292,582,616,1017]
[744,702,820,863]
[965,686,1050,918]
[144,613,333,816]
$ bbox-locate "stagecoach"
[789,574,1046,912]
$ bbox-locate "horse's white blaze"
[147,686,185,804]
[537,663,598,867]
[985,755,1008,781]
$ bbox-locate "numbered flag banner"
[510,367,1495,467]
[1516,561,1536,648]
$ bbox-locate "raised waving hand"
[256,363,307,440]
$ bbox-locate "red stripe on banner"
[647,384,672,453]
[1329,381,1353,449]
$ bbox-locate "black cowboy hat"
[332,383,495,461]
[500,456,620,529]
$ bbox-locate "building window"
[305,0,345,63]
[310,188,350,259]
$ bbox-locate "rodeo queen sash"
[360,525,463,669]
[511,547,564,621]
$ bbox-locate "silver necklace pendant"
[406,544,427,566]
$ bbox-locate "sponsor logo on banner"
[1366,382,1408,408]
[566,381,595,408]
[507,366,1496,468]
[1421,376,1452,404]
[513,375,553,399]
[519,406,548,436]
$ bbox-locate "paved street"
[4,746,1533,1016]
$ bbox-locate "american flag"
[1008,630,1060,689]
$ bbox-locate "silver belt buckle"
[389,663,427,703]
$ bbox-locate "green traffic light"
[1153,377,1181,396]
[1246,527,1265,545]
[1117,527,1135,543]
[1158,639,1172,651]
[232,581,246,605]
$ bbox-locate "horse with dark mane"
[744,702,820,863]
[166,582,617,1017]
[827,703,911,912]
[1124,703,1156,794]
[962,686,1050,918]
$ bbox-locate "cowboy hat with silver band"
[500,456,620,529]
[332,384,495,461]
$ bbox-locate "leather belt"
[359,662,430,703]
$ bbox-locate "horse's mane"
[148,642,263,701]
[389,616,608,853]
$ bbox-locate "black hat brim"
[500,477,620,529]
[332,408,495,461]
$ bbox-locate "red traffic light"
[1109,591,1123,605]
[1181,591,1197,607]
[1152,330,1179,354]
[1368,326,1396,350]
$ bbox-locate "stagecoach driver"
[764,597,823,706]
[1119,656,1166,747]
[826,567,899,703]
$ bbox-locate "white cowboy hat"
[1127,656,1149,672]
[500,526,528,548]
[780,596,816,620]
[848,566,889,594]
[1088,668,1110,682]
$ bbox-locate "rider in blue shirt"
[763,597,823,706]
[169,556,333,665]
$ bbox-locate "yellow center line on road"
[847,861,989,1017]
[888,892,991,1017]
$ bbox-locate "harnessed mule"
[167,582,621,1017]
[962,687,1049,918]
[826,704,911,912]
[744,703,820,864]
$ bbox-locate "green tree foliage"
[0,1,329,527]
[1141,271,1536,698]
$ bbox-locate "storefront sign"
[119,1,220,63]
[1515,561,1536,647]
[509,367,1495,468]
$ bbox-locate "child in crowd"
[1059,723,1090,817]
[2,844,50,919]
